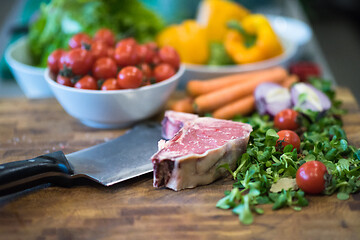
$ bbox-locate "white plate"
[181,37,297,88]
[179,15,312,88]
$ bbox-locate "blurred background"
[0,0,359,102]
[302,0,360,103]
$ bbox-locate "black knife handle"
[0,151,74,195]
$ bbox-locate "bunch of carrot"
[171,66,299,119]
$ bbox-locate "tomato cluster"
[273,109,330,195]
[47,28,180,90]
[273,109,301,152]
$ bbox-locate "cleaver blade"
[0,122,161,195]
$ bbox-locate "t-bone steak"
[152,116,252,191]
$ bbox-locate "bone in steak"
[161,110,198,140]
[152,116,252,191]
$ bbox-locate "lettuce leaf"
[28,0,164,67]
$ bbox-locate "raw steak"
[161,111,198,140]
[152,117,252,191]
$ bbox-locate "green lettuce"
[28,0,165,67]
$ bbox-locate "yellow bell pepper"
[197,0,249,42]
[156,20,209,64]
[224,14,283,64]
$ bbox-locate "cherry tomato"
[60,48,94,76]
[274,109,300,130]
[136,44,156,63]
[74,75,97,90]
[276,130,301,151]
[115,38,137,49]
[101,78,121,90]
[47,49,66,74]
[92,57,118,80]
[152,55,161,65]
[114,43,139,67]
[153,63,176,83]
[158,46,180,69]
[56,74,72,87]
[88,41,109,60]
[94,28,115,47]
[68,33,92,49]
[117,66,143,89]
[107,48,115,59]
[296,161,328,194]
[139,63,152,82]
[145,42,158,51]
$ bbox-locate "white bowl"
[5,37,52,99]
[267,14,313,47]
[44,65,185,129]
[180,36,297,88]
[267,14,312,59]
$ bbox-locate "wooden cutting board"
[0,88,359,240]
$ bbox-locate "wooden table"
[0,88,359,240]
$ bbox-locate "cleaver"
[0,122,161,195]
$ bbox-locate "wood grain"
[0,88,359,240]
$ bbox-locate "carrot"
[170,97,195,113]
[187,67,287,96]
[212,95,255,119]
[194,67,287,113]
[282,74,299,89]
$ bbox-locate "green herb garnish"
[217,79,360,224]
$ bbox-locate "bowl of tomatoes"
[45,29,184,128]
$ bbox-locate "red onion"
[254,83,292,117]
[290,83,331,112]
